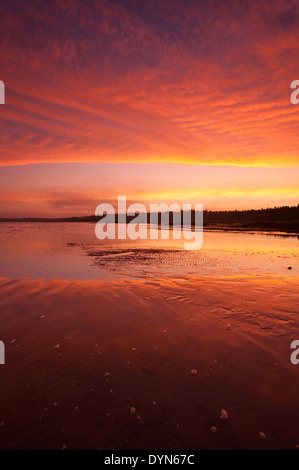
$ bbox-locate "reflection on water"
[0,222,299,450]
[0,222,298,280]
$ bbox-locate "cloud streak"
[0,162,298,217]
[0,0,299,167]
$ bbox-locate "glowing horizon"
[0,0,298,216]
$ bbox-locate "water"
[0,222,299,450]
[0,222,298,281]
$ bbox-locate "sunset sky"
[0,0,299,217]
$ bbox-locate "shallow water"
[0,223,298,450]
[0,222,298,281]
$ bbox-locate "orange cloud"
[0,0,299,167]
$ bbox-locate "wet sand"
[0,223,298,449]
[0,274,299,450]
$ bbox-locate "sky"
[0,0,299,217]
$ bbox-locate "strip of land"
[0,205,299,234]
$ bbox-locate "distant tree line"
[1,204,299,232]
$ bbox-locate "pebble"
[131,348,136,351]
[226,323,231,330]
[40,315,46,319]
[104,372,110,377]
[10,339,17,344]
[190,369,198,375]
[130,407,136,414]
[210,426,218,433]
[220,409,228,419]
[54,344,60,349]
[259,431,267,439]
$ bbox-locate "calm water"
[0,222,298,281]
[0,222,299,450]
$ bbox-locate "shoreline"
[0,219,298,236]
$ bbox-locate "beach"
[0,223,298,449]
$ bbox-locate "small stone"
[152,401,157,405]
[190,369,198,375]
[131,348,136,351]
[104,372,110,377]
[220,409,228,419]
[226,323,231,330]
[40,315,46,319]
[130,407,136,414]
[287,267,292,270]
[54,344,60,349]
[211,426,218,433]
[53,402,58,407]
[10,339,17,344]
[259,431,267,439]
